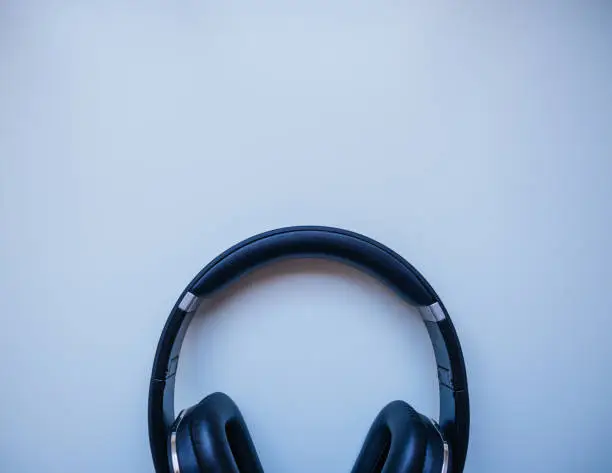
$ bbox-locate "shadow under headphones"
[149,226,470,473]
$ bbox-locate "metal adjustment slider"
[178,292,200,313]
[418,302,446,322]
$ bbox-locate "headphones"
[149,226,470,473]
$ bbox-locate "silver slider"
[418,302,446,322]
[178,292,200,313]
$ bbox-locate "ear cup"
[171,392,265,473]
[418,415,445,473]
[350,401,445,473]
[170,406,201,473]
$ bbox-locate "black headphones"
[149,226,470,473]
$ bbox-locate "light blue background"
[1,2,611,472]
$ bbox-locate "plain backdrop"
[1,2,611,472]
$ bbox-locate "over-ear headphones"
[149,226,470,473]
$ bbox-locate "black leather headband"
[148,226,470,473]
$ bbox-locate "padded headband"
[148,226,469,473]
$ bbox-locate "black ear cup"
[419,414,446,473]
[350,401,445,473]
[170,392,265,473]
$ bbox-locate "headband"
[148,226,469,472]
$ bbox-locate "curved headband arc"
[148,226,470,473]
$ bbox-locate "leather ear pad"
[350,401,444,473]
[173,392,265,473]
